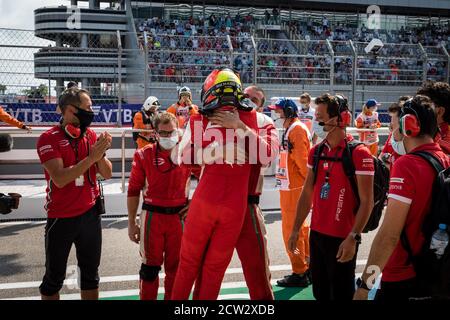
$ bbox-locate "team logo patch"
[153,157,165,166]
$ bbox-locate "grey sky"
[0,0,68,30]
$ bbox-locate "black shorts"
[39,206,102,296]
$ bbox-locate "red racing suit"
[128,143,192,300]
[234,113,278,300]
[171,108,276,300]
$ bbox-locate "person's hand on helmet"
[209,109,246,130]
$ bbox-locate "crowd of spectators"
[136,11,449,85]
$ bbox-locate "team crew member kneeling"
[127,112,195,300]
[37,87,113,300]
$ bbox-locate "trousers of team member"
[37,88,112,300]
[218,84,277,299]
[269,98,311,287]
[288,93,374,301]
[354,95,450,301]
[128,112,194,300]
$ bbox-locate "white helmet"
[143,96,160,111]
[178,86,191,99]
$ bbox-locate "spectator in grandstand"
[0,106,32,132]
[354,95,450,301]
[132,96,160,149]
[288,93,374,301]
[269,98,311,288]
[167,86,199,129]
[37,87,113,300]
[271,8,278,23]
[417,81,450,155]
[127,112,194,300]
[67,81,78,89]
[355,99,382,156]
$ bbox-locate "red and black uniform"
[128,144,192,300]
[306,135,375,301]
[172,109,273,300]
[376,143,450,300]
[381,132,401,167]
[37,126,101,296]
[435,122,450,155]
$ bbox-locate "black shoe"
[276,273,310,287]
[305,269,312,283]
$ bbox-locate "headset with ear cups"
[399,99,421,137]
[334,94,352,127]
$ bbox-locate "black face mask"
[74,106,94,133]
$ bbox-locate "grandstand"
[0,0,447,123]
[5,1,437,110]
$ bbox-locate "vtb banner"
[1,103,145,125]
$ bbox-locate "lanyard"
[323,147,341,184]
[69,135,96,187]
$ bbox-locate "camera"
[364,38,384,55]
[0,193,21,214]
[0,133,22,215]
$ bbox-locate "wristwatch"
[349,231,362,244]
[356,277,370,291]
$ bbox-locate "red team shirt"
[307,135,375,239]
[381,132,401,165]
[128,144,192,208]
[436,123,450,155]
[382,143,450,282]
[37,126,99,218]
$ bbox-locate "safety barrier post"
[349,40,357,122]
[143,31,149,99]
[121,130,126,192]
[251,36,257,85]
[226,35,234,69]
[442,43,450,84]
[418,43,428,84]
[117,30,123,127]
[326,39,335,93]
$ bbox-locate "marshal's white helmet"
[143,96,161,111]
[178,86,192,99]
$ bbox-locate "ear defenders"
[64,124,81,139]
[284,105,297,119]
[399,100,421,137]
[335,94,352,127]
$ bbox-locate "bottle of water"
[429,224,449,259]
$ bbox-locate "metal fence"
[0,27,449,126]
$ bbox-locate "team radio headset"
[316,95,352,201]
[399,99,421,137]
[61,122,106,215]
[280,99,297,153]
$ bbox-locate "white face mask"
[159,135,179,150]
[313,121,328,140]
[391,129,406,155]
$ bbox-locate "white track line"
[4,275,380,300]
[3,280,275,300]
[0,261,368,291]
